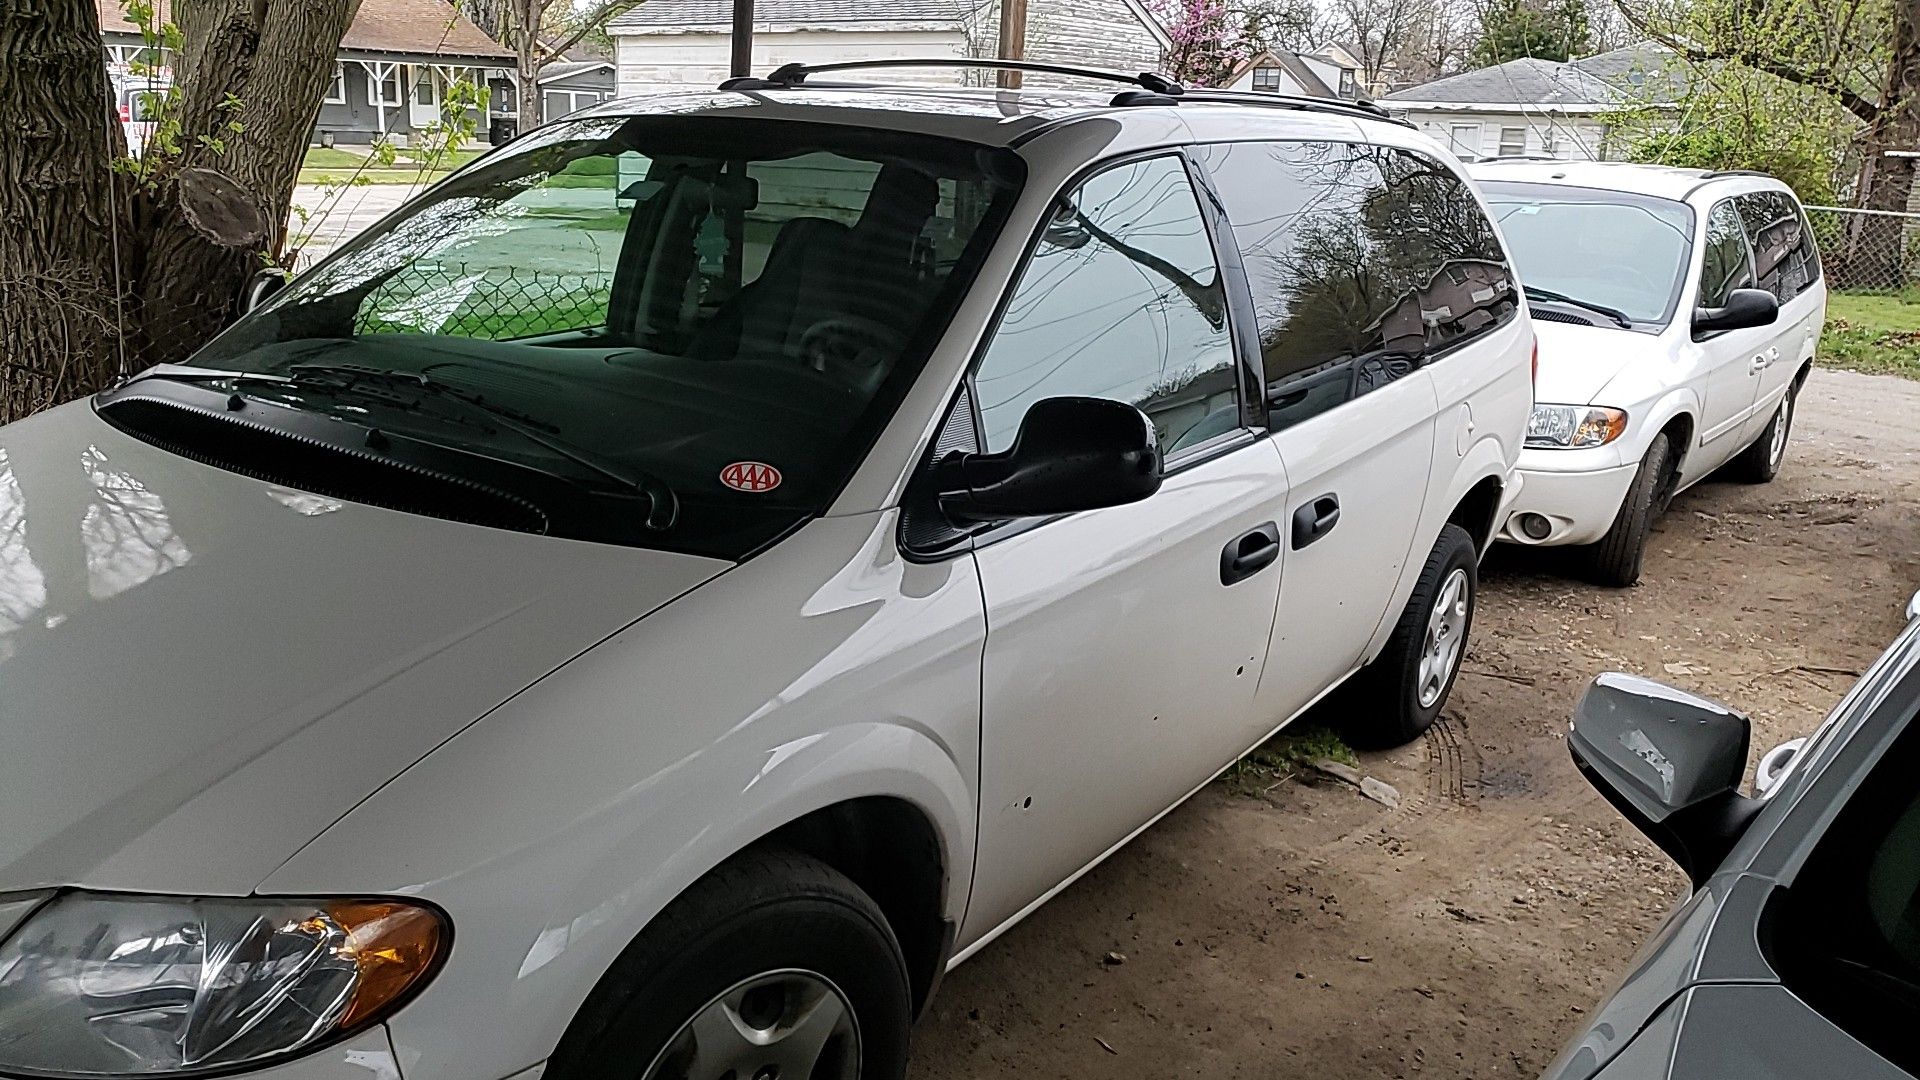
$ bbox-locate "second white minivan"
[1471,160,1827,585]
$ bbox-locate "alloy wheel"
[641,969,861,1080]
[1417,568,1471,709]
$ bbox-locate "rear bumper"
[1498,459,1639,547]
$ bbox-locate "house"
[538,59,619,120]
[1381,44,1682,163]
[1313,41,1395,97]
[606,0,1171,95]
[1220,49,1357,98]
[99,0,513,147]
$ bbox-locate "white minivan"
[1469,160,1827,585]
[0,64,1530,1080]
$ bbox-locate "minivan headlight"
[1527,405,1628,449]
[0,892,444,1075]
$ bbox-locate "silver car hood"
[0,401,728,895]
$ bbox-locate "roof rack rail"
[1702,168,1770,179]
[1473,152,1563,163]
[722,58,1184,95]
[717,59,1410,125]
[1175,88,1408,125]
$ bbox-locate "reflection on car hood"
[1532,319,1650,406]
[0,401,728,895]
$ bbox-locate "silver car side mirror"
[1755,737,1807,795]
[1568,672,1762,888]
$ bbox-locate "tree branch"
[1616,4,1880,122]
[535,0,638,63]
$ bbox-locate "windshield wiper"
[127,362,678,530]
[284,362,679,530]
[1523,286,1633,328]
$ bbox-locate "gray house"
[1382,43,1684,162]
[100,0,514,146]
[536,60,619,121]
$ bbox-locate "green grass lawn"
[299,146,486,186]
[1821,291,1920,380]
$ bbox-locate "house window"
[323,63,347,105]
[1497,126,1527,157]
[1339,70,1355,96]
[367,65,402,107]
[1448,123,1481,160]
[415,70,437,107]
[1251,66,1282,91]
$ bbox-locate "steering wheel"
[796,316,907,395]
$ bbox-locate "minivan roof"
[576,82,1411,149]
[1466,159,1790,204]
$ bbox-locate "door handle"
[1750,354,1769,373]
[1220,522,1282,586]
[1291,494,1341,550]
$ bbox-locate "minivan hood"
[0,402,727,895]
[1532,319,1655,406]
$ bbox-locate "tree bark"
[0,0,129,422]
[131,0,362,365]
[1841,2,1920,289]
[516,0,544,128]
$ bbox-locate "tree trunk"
[1842,2,1920,290]
[518,19,544,129]
[130,0,362,365]
[0,0,128,422]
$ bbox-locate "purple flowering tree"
[1151,0,1251,86]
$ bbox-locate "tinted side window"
[1196,141,1516,432]
[973,155,1238,457]
[1770,658,1920,1073]
[1736,190,1820,300]
[1699,199,1756,308]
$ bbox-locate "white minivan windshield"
[1482,181,1695,327]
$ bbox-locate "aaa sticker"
[720,461,782,493]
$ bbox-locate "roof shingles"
[98,0,511,61]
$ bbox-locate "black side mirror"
[1692,287,1778,338]
[1568,673,1761,888]
[239,268,290,315]
[935,396,1161,524]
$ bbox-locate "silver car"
[1550,590,1920,1078]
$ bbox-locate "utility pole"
[730,0,754,77]
[996,0,1027,88]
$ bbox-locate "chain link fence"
[354,263,616,340]
[1805,205,1920,295]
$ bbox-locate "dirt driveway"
[910,367,1920,1079]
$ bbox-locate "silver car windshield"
[163,111,1025,558]
[1482,181,1695,327]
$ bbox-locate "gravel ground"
[910,367,1920,1079]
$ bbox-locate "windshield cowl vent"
[1528,308,1600,327]
[96,395,550,536]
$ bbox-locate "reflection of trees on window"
[1196,140,1516,430]
[973,156,1237,454]
[1700,201,1755,308]
[80,446,190,602]
[0,450,47,650]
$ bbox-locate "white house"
[1382,45,1683,163]
[607,0,1171,95]
[1220,49,1358,98]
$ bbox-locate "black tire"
[1726,380,1798,484]
[1580,433,1671,588]
[545,847,911,1080]
[1338,523,1479,749]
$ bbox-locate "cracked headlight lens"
[0,893,443,1075]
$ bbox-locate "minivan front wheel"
[546,848,911,1080]
[1340,523,1478,748]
